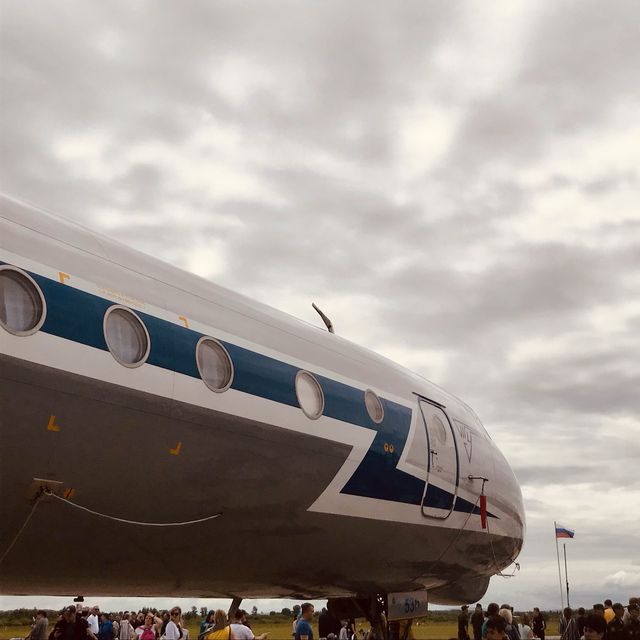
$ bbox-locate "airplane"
[0,193,524,627]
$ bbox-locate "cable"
[0,493,44,565]
[45,490,223,527]
[485,512,520,577]
[412,494,481,583]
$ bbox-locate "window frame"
[295,370,324,420]
[195,335,234,393]
[365,388,384,424]
[103,304,151,369]
[0,265,47,337]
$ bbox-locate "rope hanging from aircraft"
[44,490,223,527]
[0,489,224,566]
[485,513,521,578]
[414,480,521,585]
[0,493,44,566]
[468,476,520,578]
[413,493,482,584]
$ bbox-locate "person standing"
[295,604,315,640]
[517,614,533,640]
[625,603,640,640]
[30,610,49,640]
[498,609,519,640]
[483,604,501,640]
[607,604,627,640]
[50,606,90,640]
[120,614,134,640]
[135,613,157,640]
[88,608,101,638]
[458,606,470,640]
[531,609,545,640]
[583,615,607,640]
[292,606,302,639]
[604,601,615,624]
[575,609,586,638]
[204,610,232,640]
[485,618,508,640]
[229,610,266,640]
[558,608,579,640]
[164,608,183,640]
[471,606,484,640]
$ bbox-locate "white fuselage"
[0,194,524,603]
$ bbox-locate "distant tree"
[251,607,258,616]
[201,608,208,618]
[191,607,198,617]
[281,608,292,617]
[270,611,276,616]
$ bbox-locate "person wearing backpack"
[204,610,231,640]
[136,613,157,640]
[498,609,520,640]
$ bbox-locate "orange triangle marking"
[47,415,60,432]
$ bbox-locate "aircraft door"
[419,400,459,519]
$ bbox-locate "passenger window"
[104,306,150,367]
[0,266,46,336]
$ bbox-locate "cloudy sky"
[1,0,639,614]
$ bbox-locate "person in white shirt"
[88,607,100,637]
[119,614,134,640]
[517,614,533,640]
[230,610,267,640]
[164,609,182,640]
[339,622,348,640]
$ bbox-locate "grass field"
[0,615,562,640]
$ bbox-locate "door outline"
[417,396,460,519]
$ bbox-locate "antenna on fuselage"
[312,302,335,334]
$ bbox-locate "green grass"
[1,615,561,640]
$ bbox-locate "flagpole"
[563,543,570,608]
[554,521,565,610]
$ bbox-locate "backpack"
[204,627,231,640]
[198,626,214,640]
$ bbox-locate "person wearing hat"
[49,606,90,640]
[458,606,470,640]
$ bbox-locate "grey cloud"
[440,0,640,175]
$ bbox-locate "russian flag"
[555,524,575,539]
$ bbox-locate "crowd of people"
[21,597,640,640]
[22,605,272,640]
[457,598,639,640]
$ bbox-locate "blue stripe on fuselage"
[5,263,494,518]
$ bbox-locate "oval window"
[196,337,234,392]
[103,306,150,368]
[365,389,384,423]
[295,370,324,419]
[0,266,47,336]
[432,415,448,445]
